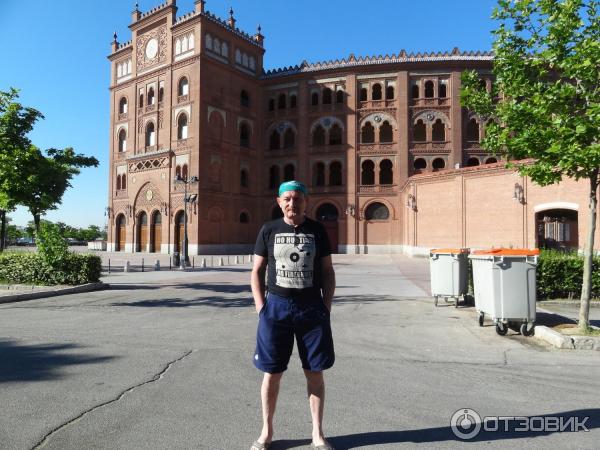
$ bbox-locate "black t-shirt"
[254,217,332,300]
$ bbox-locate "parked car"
[66,238,87,246]
[16,237,35,246]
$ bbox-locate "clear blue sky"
[0,0,498,229]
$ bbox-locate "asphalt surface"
[1,254,599,450]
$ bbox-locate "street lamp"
[176,175,198,270]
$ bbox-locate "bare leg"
[304,369,327,446]
[254,372,283,447]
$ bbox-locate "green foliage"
[36,221,68,267]
[537,250,600,299]
[0,252,102,285]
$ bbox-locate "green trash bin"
[469,248,539,336]
[429,248,470,307]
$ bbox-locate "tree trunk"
[34,213,41,234]
[0,210,5,252]
[579,170,599,332]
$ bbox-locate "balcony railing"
[358,184,396,194]
[358,143,397,154]
[410,141,451,152]
[410,97,450,107]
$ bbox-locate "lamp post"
[176,175,198,270]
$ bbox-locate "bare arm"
[321,255,336,312]
[250,254,268,313]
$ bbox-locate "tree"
[461,0,600,331]
[0,88,43,252]
[13,145,98,232]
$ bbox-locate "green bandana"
[278,180,307,197]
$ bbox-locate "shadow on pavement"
[108,282,252,294]
[0,340,116,383]
[110,296,254,308]
[301,408,598,449]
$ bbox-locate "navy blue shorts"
[254,292,335,373]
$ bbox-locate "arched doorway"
[536,209,578,250]
[174,210,185,253]
[363,202,391,251]
[315,203,339,253]
[151,211,162,253]
[115,214,125,252]
[137,211,148,252]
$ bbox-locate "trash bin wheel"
[434,296,438,307]
[495,322,508,336]
[520,323,535,337]
[478,312,484,327]
[454,297,459,308]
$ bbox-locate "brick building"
[107,0,599,255]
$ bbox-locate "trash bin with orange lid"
[468,248,539,336]
[429,248,470,307]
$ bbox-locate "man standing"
[250,181,336,450]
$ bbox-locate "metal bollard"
[124,261,130,272]
[192,257,195,269]
[108,259,111,274]
[154,260,160,271]
[219,257,224,266]
[201,258,206,268]
[235,255,240,264]
[169,257,172,270]
[142,258,144,272]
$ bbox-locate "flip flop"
[251,440,271,450]
[311,441,335,450]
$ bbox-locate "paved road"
[0,255,598,449]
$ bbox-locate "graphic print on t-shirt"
[273,233,316,288]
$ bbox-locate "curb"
[534,325,600,351]
[538,300,600,307]
[0,282,108,304]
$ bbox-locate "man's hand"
[251,254,267,314]
[321,255,335,312]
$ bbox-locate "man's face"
[277,190,307,219]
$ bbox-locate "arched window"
[361,122,375,144]
[240,122,250,147]
[424,81,434,98]
[121,174,126,190]
[413,119,426,141]
[139,93,144,108]
[175,165,181,179]
[119,97,128,114]
[485,157,498,164]
[239,212,249,223]
[316,203,339,222]
[379,121,393,143]
[235,49,242,64]
[213,37,220,54]
[205,33,213,49]
[158,86,164,103]
[290,94,297,108]
[283,128,295,149]
[177,114,188,140]
[329,161,342,186]
[322,88,332,104]
[269,166,280,189]
[278,93,286,109]
[241,90,250,107]
[311,92,319,106]
[329,123,342,145]
[181,164,188,180]
[189,33,195,50]
[379,159,393,184]
[178,77,189,96]
[116,174,121,190]
[439,83,447,98]
[365,202,390,220]
[466,157,480,167]
[145,122,155,147]
[147,87,155,105]
[268,99,275,111]
[361,160,375,185]
[118,129,127,152]
[221,42,228,57]
[269,130,280,150]
[283,164,295,181]
[240,169,249,187]
[336,90,344,104]
[313,162,325,186]
[411,84,420,99]
[467,118,480,141]
[372,84,382,100]
[432,119,445,142]
[386,85,395,100]
[360,88,368,101]
[432,158,446,171]
[312,125,326,146]
[413,158,427,173]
